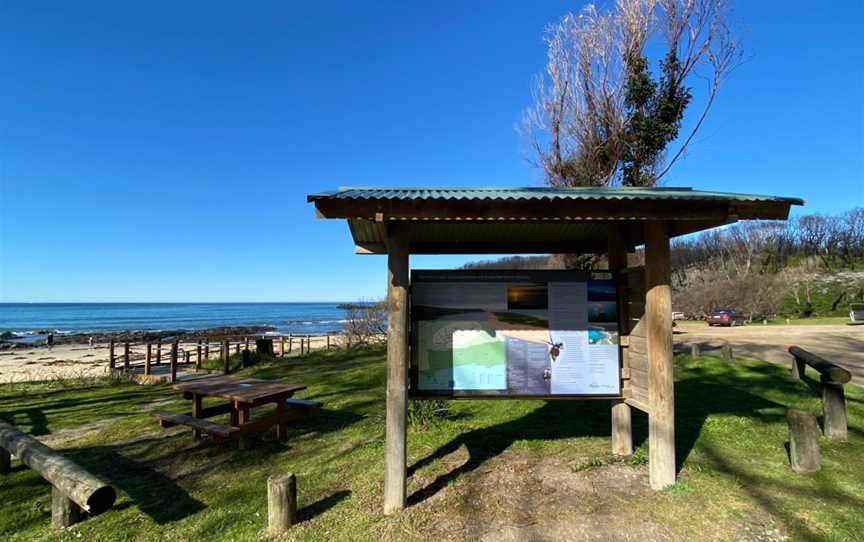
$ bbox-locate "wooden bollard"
[267,473,297,534]
[170,342,178,384]
[108,340,115,371]
[307,335,312,353]
[235,343,240,354]
[327,335,331,349]
[288,334,293,353]
[242,349,251,368]
[145,344,152,376]
[791,355,805,380]
[280,336,286,357]
[123,342,130,370]
[787,409,821,473]
[204,344,210,361]
[52,486,82,529]
[184,351,190,364]
[722,342,732,362]
[245,336,250,350]
[822,383,848,440]
[196,342,202,370]
[690,343,700,359]
[223,340,230,375]
[156,340,162,365]
[0,447,11,474]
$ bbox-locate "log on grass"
[0,420,116,515]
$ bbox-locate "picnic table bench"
[152,375,320,448]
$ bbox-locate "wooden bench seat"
[151,410,239,439]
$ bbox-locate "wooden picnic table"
[160,375,308,449]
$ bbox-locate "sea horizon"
[0,302,354,337]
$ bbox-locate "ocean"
[0,303,348,338]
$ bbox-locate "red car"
[706,309,745,327]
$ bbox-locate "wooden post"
[690,343,700,359]
[184,351,190,364]
[722,342,733,362]
[645,221,675,490]
[607,224,632,456]
[145,343,152,376]
[245,336,250,351]
[267,473,297,533]
[384,224,409,514]
[822,383,847,440]
[51,486,82,529]
[0,447,10,474]
[192,394,202,440]
[235,343,240,354]
[306,335,312,353]
[327,335,331,349]
[170,341,178,384]
[196,342,203,370]
[156,340,162,365]
[204,344,210,361]
[123,342,130,370]
[242,349,251,368]
[238,405,250,450]
[791,354,805,379]
[288,334,293,353]
[787,409,820,472]
[280,336,286,357]
[223,340,230,375]
[108,340,115,371]
[299,337,304,356]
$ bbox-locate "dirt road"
[674,321,864,382]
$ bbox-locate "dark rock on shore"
[51,325,277,346]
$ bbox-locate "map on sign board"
[410,270,621,397]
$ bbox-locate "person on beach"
[88,336,95,350]
[47,332,54,351]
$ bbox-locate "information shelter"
[308,186,802,514]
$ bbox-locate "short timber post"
[791,354,805,379]
[235,342,240,354]
[108,340,115,371]
[242,349,251,368]
[184,351,190,364]
[204,343,210,361]
[327,335,331,349]
[645,221,675,490]
[787,409,820,472]
[822,383,847,440]
[0,447,11,474]
[51,486,82,529]
[280,336,286,357]
[384,224,409,514]
[196,341,202,370]
[170,341,178,384]
[608,224,632,456]
[288,334,293,353]
[722,342,733,362]
[690,343,700,359]
[156,340,162,365]
[267,473,297,533]
[145,343,152,376]
[245,336,250,350]
[223,340,230,375]
[123,342,130,371]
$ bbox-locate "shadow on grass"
[407,399,647,505]
[298,489,351,522]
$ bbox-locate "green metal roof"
[308,185,803,255]
[308,186,804,205]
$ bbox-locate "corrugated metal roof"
[308,186,804,205]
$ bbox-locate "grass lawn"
[679,317,853,326]
[1,347,862,541]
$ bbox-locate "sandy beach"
[0,335,340,384]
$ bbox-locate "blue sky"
[1,1,862,302]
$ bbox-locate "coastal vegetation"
[1,346,862,541]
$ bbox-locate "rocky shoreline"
[0,325,280,350]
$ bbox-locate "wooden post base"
[787,409,821,473]
[267,473,297,534]
[51,486,82,529]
